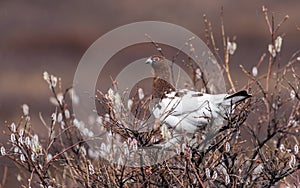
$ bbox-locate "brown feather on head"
[145,55,175,99]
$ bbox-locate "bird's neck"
[151,61,175,99]
[153,64,172,83]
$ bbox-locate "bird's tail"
[223,90,252,105]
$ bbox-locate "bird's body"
[153,89,251,134]
[145,55,251,148]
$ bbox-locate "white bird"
[146,55,251,148]
[153,89,251,134]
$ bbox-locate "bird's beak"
[145,57,153,64]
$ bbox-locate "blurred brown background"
[0,0,299,186]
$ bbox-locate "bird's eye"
[152,56,160,62]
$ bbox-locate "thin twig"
[221,7,236,92]
[0,166,7,187]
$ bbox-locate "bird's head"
[145,55,170,73]
[145,55,165,65]
[145,55,175,97]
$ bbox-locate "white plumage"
[146,55,251,148]
[153,89,251,134]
